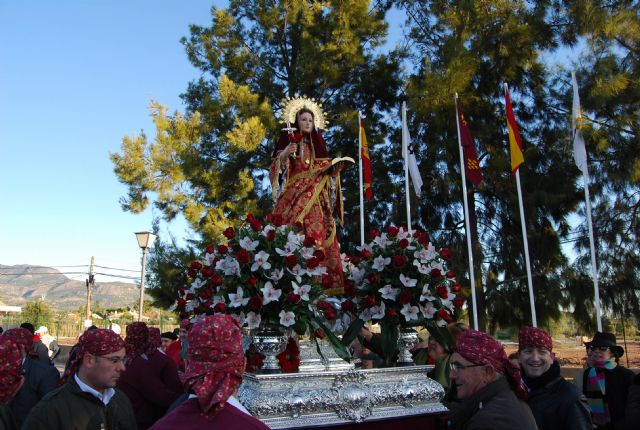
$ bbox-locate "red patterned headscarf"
[0,337,24,403]
[61,328,125,384]
[455,330,508,374]
[146,327,162,355]
[125,322,149,359]
[518,326,553,352]
[3,328,33,354]
[183,314,244,420]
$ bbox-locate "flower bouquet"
[176,213,350,370]
[341,226,466,365]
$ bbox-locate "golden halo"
[280,96,328,130]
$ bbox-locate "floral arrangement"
[341,226,466,363]
[176,213,350,366]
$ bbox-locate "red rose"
[306,257,320,269]
[246,275,257,287]
[370,228,380,238]
[210,273,223,287]
[187,269,197,278]
[322,274,333,289]
[386,225,399,237]
[325,308,337,320]
[218,244,229,255]
[246,213,256,223]
[250,220,262,232]
[185,293,195,301]
[248,296,262,311]
[364,295,377,307]
[436,285,449,299]
[236,249,251,264]
[205,245,215,254]
[367,273,379,285]
[344,280,356,297]
[265,213,273,223]
[349,255,361,266]
[451,282,462,293]
[201,267,213,278]
[387,308,398,319]
[223,227,235,239]
[361,249,372,260]
[266,229,276,241]
[314,328,326,339]
[341,300,354,312]
[287,293,301,304]
[199,288,213,300]
[399,291,412,304]
[446,270,456,279]
[284,255,297,268]
[176,298,186,310]
[316,301,332,312]
[249,353,264,370]
[440,248,452,260]
[294,221,303,229]
[399,238,409,249]
[271,214,284,227]
[190,261,203,270]
[453,297,466,308]
[213,302,226,313]
[392,255,407,269]
[303,236,316,247]
[430,268,442,278]
[313,250,325,261]
[437,308,453,323]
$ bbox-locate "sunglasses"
[587,346,610,352]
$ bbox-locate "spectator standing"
[19,323,49,364]
[160,332,177,352]
[0,337,24,430]
[22,328,136,430]
[35,326,60,360]
[518,326,591,430]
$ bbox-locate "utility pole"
[85,256,95,324]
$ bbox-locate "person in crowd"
[3,328,59,428]
[165,319,191,372]
[621,372,640,430]
[147,327,182,394]
[149,314,269,430]
[22,328,136,430]
[448,329,537,430]
[581,331,635,429]
[117,322,182,430]
[0,337,24,430]
[518,326,591,430]
[64,324,100,376]
[160,332,177,352]
[19,323,49,363]
[35,326,60,360]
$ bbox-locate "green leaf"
[342,318,365,346]
[380,318,399,366]
[307,315,351,363]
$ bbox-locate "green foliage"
[21,300,54,328]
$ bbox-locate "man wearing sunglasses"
[448,329,537,430]
[22,328,136,430]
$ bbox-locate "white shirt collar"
[187,394,250,416]
[74,373,116,405]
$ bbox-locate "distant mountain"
[0,265,142,310]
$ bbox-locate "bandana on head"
[146,327,162,355]
[455,329,507,374]
[183,314,244,420]
[519,326,553,352]
[0,337,24,403]
[3,328,33,353]
[60,328,125,384]
[125,322,149,359]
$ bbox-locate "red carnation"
[265,213,273,223]
[306,257,320,269]
[205,245,215,254]
[370,228,380,238]
[271,213,284,227]
[213,302,226,313]
[246,213,256,223]
[236,249,251,264]
[314,328,326,339]
[266,229,276,241]
[387,308,398,319]
[218,244,229,255]
[210,273,223,287]
[250,220,262,232]
[361,249,372,260]
[392,255,407,269]
[313,250,325,261]
[440,248,452,260]
[364,295,377,307]
[294,221,303,229]
[187,269,197,278]
[399,238,409,249]
[386,225,399,237]
[303,236,316,247]
[248,296,262,311]
[190,261,203,270]
[453,297,466,308]
[436,285,449,299]
[176,298,186,310]
[287,293,301,304]
[437,308,453,323]
[246,275,257,287]
[199,288,213,300]
[451,283,462,293]
[223,227,235,239]
[185,293,195,301]
[446,270,456,279]
[201,267,213,278]
[399,291,412,304]
[367,273,379,285]
[324,308,337,320]
[284,255,297,268]
[349,255,361,266]
[430,268,442,278]
[249,352,264,371]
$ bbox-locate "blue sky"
[0,1,225,282]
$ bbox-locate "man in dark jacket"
[22,328,136,430]
[518,326,592,430]
[449,329,538,430]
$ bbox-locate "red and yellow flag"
[360,117,373,200]
[505,85,524,174]
[456,99,483,186]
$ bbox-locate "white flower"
[306,265,327,276]
[251,250,271,272]
[401,303,420,322]
[228,287,249,308]
[204,252,215,266]
[287,264,304,283]
[370,301,386,320]
[267,268,284,282]
[260,282,282,305]
[262,224,276,237]
[419,285,436,302]
[440,292,457,311]
[287,230,303,247]
[397,226,414,241]
[400,273,417,288]
[245,311,261,329]
[190,277,205,292]
[428,260,445,273]
[372,255,391,272]
[420,302,437,319]
[211,296,226,307]
[230,312,245,326]
[292,282,311,301]
[414,259,430,275]
[373,233,391,249]
[239,236,259,251]
[215,256,240,276]
[279,310,296,327]
[185,300,198,313]
[414,243,437,262]
[349,267,366,283]
[436,319,447,327]
[275,242,296,256]
[300,247,315,259]
[356,243,373,254]
[378,284,400,301]
[359,308,372,321]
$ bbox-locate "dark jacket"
[0,402,18,430]
[582,364,635,429]
[450,377,538,430]
[621,373,640,430]
[8,357,60,428]
[524,362,591,430]
[21,377,137,430]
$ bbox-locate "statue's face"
[297,112,314,133]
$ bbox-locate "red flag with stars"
[455,99,483,186]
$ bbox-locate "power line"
[94,265,139,273]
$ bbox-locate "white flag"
[401,102,423,197]
[572,72,588,173]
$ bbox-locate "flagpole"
[454,94,479,330]
[402,102,412,231]
[583,168,602,331]
[515,168,537,327]
[358,111,365,247]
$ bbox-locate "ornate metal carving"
[252,327,288,372]
[397,328,419,366]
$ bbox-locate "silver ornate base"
[237,365,447,429]
[397,328,419,366]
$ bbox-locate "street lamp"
[135,231,157,322]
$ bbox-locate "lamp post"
[135,231,157,322]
